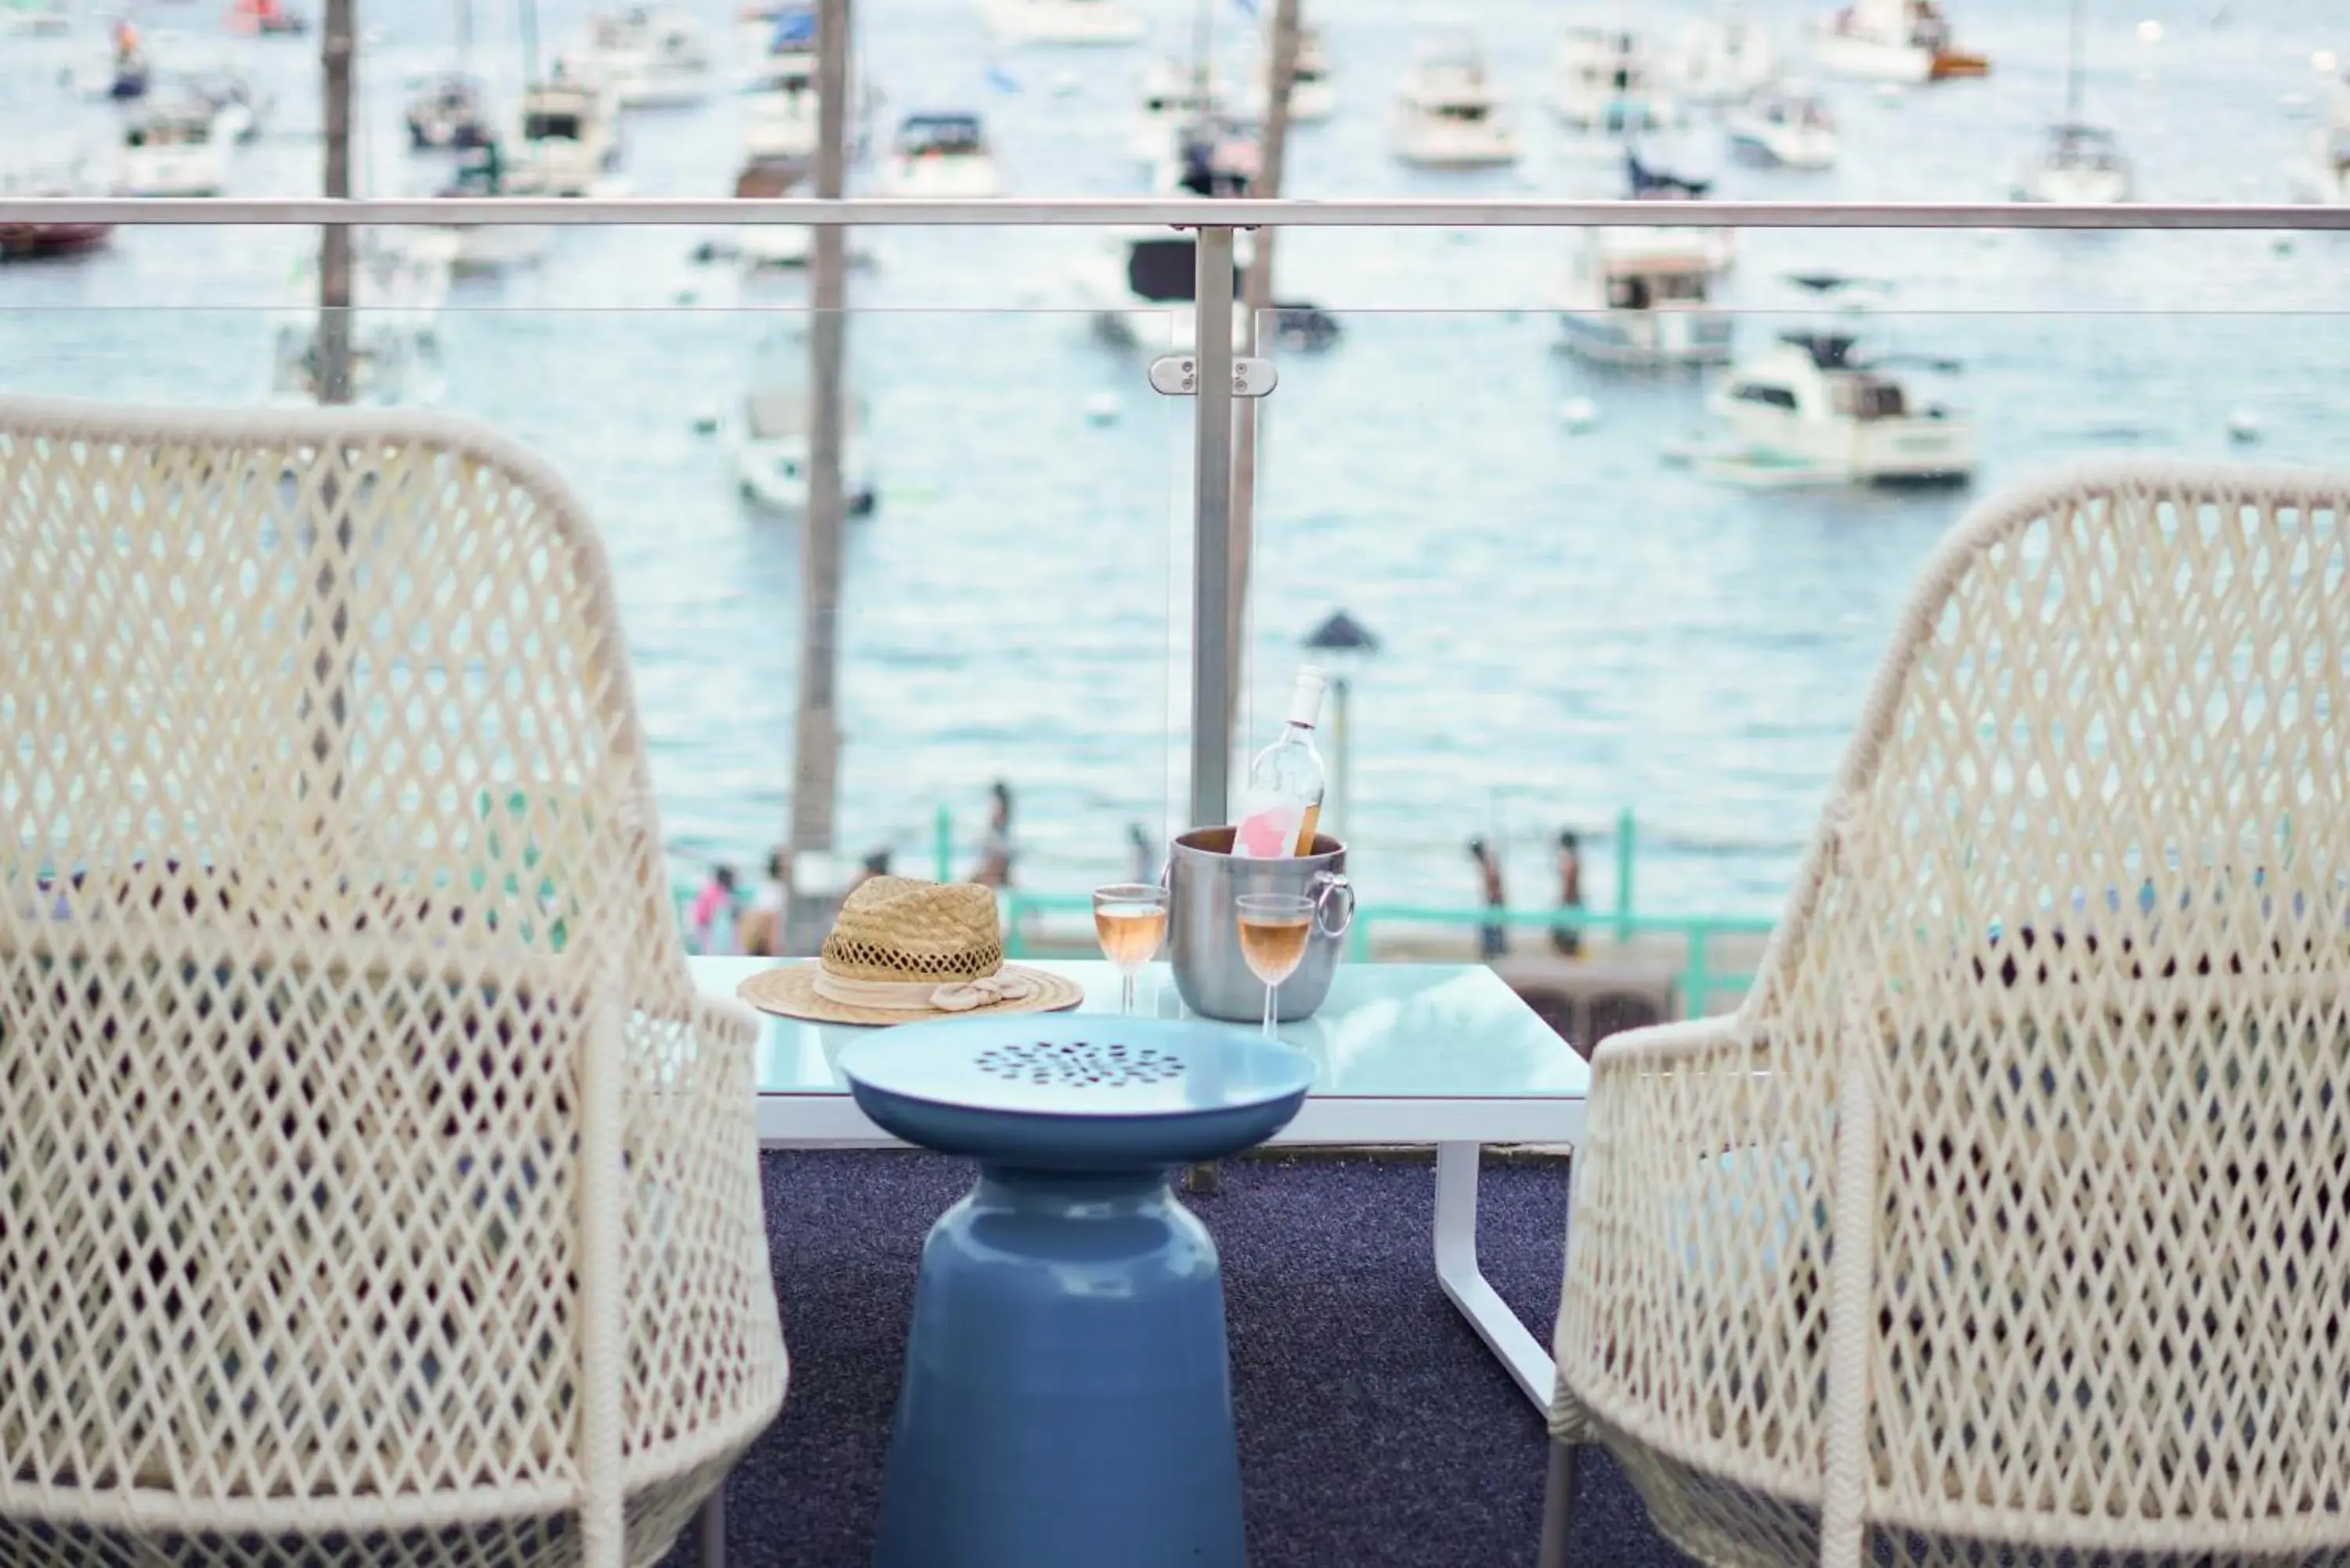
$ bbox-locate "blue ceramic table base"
[837,1018,1315,1568]
[873,1166,1246,1568]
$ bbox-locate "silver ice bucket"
[1166,826,1354,1023]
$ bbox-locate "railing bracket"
[1151,355,1276,399]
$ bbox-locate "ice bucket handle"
[1313,873,1355,938]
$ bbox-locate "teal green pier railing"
[999,891,1773,1017]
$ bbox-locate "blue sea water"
[2,0,2348,917]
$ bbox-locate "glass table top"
[693,958,1589,1102]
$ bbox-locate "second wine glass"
[1233,893,1314,1039]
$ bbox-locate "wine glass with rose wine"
[1234,893,1314,1039]
[1093,883,1169,1014]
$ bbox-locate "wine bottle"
[1233,665,1329,858]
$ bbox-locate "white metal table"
[695,956,1590,1415]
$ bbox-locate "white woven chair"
[0,399,786,1568]
[1544,461,2350,1567]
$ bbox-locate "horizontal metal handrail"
[4,197,2350,229]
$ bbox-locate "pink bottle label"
[1235,806,1303,858]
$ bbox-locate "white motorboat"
[562,7,712,109]
[2015,1,2131,201]
[1549,23,1679,142]
[1556,228,1732,367]
[171,61,272,144]
[1809,0,1986,84]
[1697,329,1973,486]
[1668,12,1778,103]
[2015,123,2131,202]
[1724,81,1838,168]
[512,78,620,196]
[2285,71,2350,204]
[877,112,1002,198]
[405,72,494,150]
[1076,125,1257,350]
[737,391,877,515]
[414,143,555,273]
[1247,23,1336,123]
[1390,34,1520,168]
[114,96,226,197]
[1133,59,1232,164]
[742,49,820,162]
[982,0,1144,47]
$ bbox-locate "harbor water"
[3,0,2348,916]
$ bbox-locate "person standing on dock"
[689,864,739,955]
[1551,829,1585,958]
[1468,836,1507,961]
[738,847,792,957]
[973,780,1017,889]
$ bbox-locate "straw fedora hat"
[736,876,1081,1026]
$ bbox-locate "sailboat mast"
[2065,0,2084,124]
[1189,0,1212,101]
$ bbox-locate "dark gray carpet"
[667,1149,1694,1568]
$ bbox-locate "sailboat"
[2013,0,2131,201]
[404,2,493,150]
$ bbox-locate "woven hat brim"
[736,961,1084,1026]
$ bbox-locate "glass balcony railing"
[6,199,2348,1016]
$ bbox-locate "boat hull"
[1726,121,1838,170]
[1559,308,1733,367]
[1807,29,1933,84]
[1389,117,1520,168]
[1712,401,1976,485]
[0,222,112,259]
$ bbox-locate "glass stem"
[1261,978,1277,1038]
[1121,969,1136,1016]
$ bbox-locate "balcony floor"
[670,1148,1691,1567]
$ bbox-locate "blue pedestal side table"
[838,1014,1315,1568]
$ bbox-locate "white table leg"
[1434,1140,1554,1417]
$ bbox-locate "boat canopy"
[896,113,985,156]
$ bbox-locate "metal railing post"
[1188,224,1238,831]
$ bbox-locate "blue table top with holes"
[837,1014,1315,1170]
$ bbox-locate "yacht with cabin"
[1668,10,1777,103]
[1809,0,1987,84]
[877,112,1003,197]
[1724,81,1838,168]
[1549,23,1679,144]
[1390,34,1520,168]
[1697,327,1974,486]
[1556,228,1733,367]
[562,7,712,108]
[115,95,227,197]
[1248,24,1335,123]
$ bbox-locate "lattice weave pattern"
[0,400,786,1568]
[1556,463,2350,1566]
